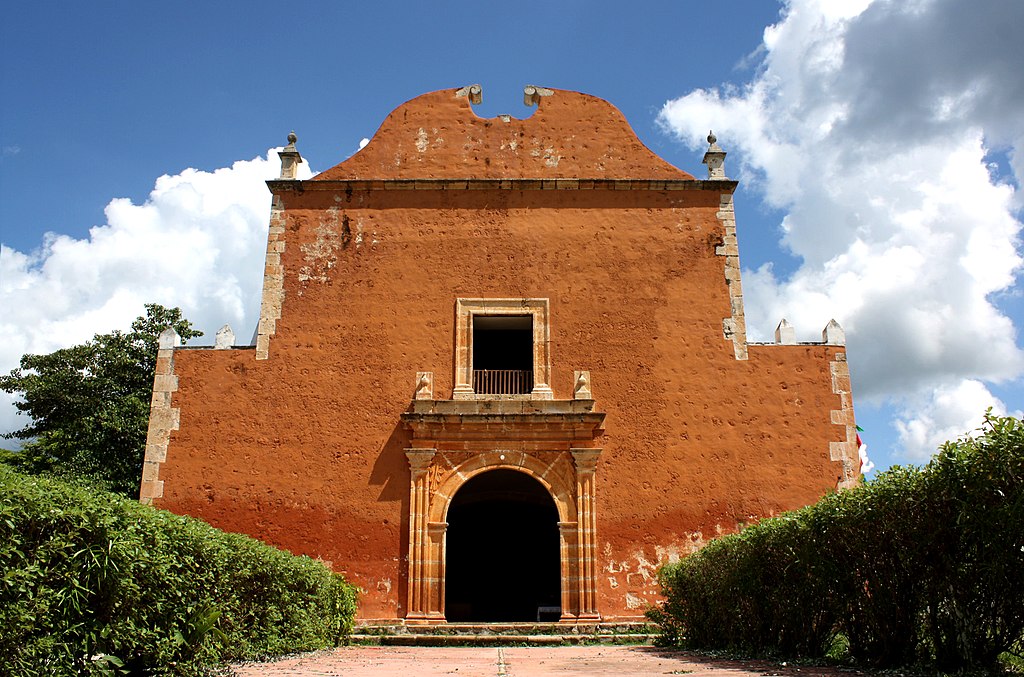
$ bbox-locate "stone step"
[350,621,658,646]
[350,633,657,647]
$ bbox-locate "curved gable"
[312,86,695,181]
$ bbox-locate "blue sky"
[2,0,1023,474]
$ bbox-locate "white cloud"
[659,0,1024,461]
[359,137,370,150]
[895,379,1020,461]
[0,150,313,436]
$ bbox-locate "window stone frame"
[452,298,554,400]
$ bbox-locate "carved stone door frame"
[403,448,602,623]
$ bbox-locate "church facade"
[140,86,859,622]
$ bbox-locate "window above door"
[453,299,553,400]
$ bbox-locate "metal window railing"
[473,369,534,395]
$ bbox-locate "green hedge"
[652,412,1024,673]
[0,466,358,676]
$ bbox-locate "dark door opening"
[472,315,533,394]
[445,469,560,622]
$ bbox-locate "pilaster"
[405,448,440,620]
[571,448,602,620]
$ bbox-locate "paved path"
[231,645,869,676]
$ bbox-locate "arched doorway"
[445,469,561,622]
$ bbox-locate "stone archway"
[404,448,601,623]
[444,468,560,621]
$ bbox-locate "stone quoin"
[140,86,860,623]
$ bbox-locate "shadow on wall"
[370,421,413,617]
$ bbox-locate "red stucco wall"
[149,88,855,620]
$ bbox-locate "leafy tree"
[0,304,201,496]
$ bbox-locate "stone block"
[822,319,845,345]
[152,374,178,393]
[775,319,797,344]
[215,324,235,349]
[415,372,434,400]
[573,371,592,399]
[139,479,163,501]
[157,328,179,350]
[144,443,167,463]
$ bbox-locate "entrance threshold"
[351,621,657,646]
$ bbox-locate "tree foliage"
[0,304,201,496]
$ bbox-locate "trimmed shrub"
[655,506,836,656]
[921,414,1024,672]
[813,466,931,666]
[652,412,1024,673]
[0,466,357,676]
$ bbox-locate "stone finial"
[523,85,554,107]
[574,370,593,399]
[415,371,434,400]
[822,319,846,345]
[701,130,728,180]
[455,84,483,104]
[774,319,797,345]
[278,131,303,179]
[157,327,180,350]
[214,324,235,349]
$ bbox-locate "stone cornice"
[401,399,605,443]
[267,178,738,194]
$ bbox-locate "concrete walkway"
[231,645,869,676]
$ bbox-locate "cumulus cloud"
[895,380,1021,461]
[659,0,1024,461]
[0,150,313,436]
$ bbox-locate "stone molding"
[255,194,287,360]
[714,193,748,360]
[139,328,180,504]
[401,399,605,444]
[268,178,739,193]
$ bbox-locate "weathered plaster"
[146,87,859,621]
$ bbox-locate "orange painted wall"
[151,88,855,620]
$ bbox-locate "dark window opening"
[472,315,533,394]
[445,469,560,622]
